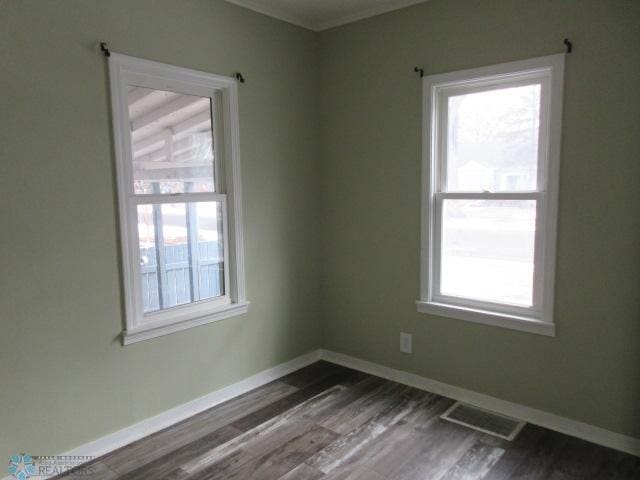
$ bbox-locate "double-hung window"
[417,54,565,336]
[108,54,248,344]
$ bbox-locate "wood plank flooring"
[54,361,640,480]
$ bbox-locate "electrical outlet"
[400,332,413,354]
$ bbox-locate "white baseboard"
[8,346,637,480]
[319,349,640,458]
[6,349,322,480]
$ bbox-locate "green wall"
[319,0,640,438]
[0,0,322,462]
[1,0,639,464]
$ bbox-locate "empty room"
[1,0,639,479]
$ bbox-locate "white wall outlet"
[400,332,413,354]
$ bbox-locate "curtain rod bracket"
[100,42,111,57]
[235,72,245,83]
[563,38,572,53]
[414,66,424,78]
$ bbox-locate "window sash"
[127,195,232,328]
[435,76,551,194]
[118,70,227,199]
[429,193,544,316]
[431,78,549,316]
[131,192,227,205]
[120,84,230,327]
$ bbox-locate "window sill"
[122,301,250,345]
[416,301,555,337]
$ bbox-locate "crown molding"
[224,0,317,30]
[224,0,431,31]
[315,0,430,31]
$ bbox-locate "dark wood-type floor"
[56,361,640,479]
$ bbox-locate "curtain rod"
[414,38,573,78]
[98,42,246,83]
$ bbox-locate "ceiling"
[224,0,430,31]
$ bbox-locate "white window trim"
[108,53,248,345]
[417,54,565,337]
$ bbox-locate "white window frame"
[108,54,248,345]
[417,54,565,336]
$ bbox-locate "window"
[108,54,247,344]
[417,55,565,336]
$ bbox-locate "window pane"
[440,200,536,306]
[128,87,216,194]
[446,84,540,192]
[137,201,225,314]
